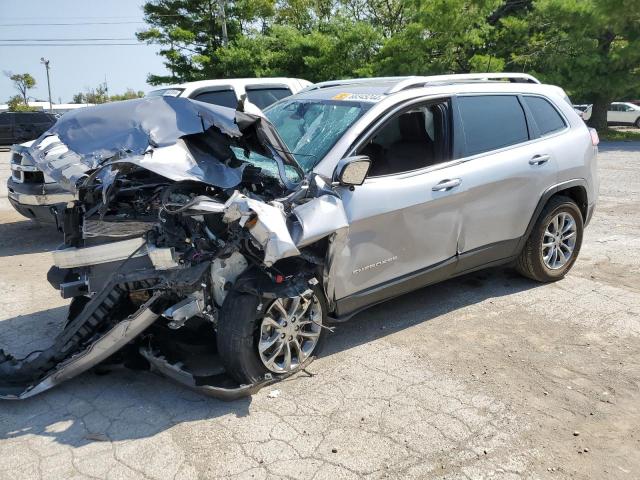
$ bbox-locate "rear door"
[453,94,560,271]
[0,114,13,144]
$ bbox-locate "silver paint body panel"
[301,81,597,301]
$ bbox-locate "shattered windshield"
[230,147,301,183]
[264,99,369,172]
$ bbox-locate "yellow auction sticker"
[331,92,384,102]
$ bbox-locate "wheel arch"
[517,180,588,254]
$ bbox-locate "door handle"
[432,178,462,191]
[529,154,551,165]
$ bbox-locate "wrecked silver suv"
[0,74,598,400]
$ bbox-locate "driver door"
[330,99,464,313]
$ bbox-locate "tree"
[72,85,145,104]
[109,89,145,101]
[339,0,408,38]
[374,0,504,76]
[497,0,640,130]
[214,21,382,81]
[7,95,36,112]
[5,73,36,105]
[138,0,391,83]
[137,0,277,85]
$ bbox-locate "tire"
[635,117,640,129]
[217,283,327,384]
[516,195,583,282]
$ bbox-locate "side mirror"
[336,156,371,187]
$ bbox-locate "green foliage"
[598,128,640,142]
[137,0,281,85]
[375,0,503,75]
[7,95,37,112]
[215,21,382,82]
[6,73,36,105]
[496,0,640,129]
[72,85,145,104]
[109,89,146,102]
[138,0,640,132]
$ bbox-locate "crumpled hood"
[28,96,301,192]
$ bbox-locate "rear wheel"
[635,117,640,129]
[217,284,326,384]
[516,196,583,282]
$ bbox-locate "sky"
[0,0,168,103]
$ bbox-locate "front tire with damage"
[217,284,327,385]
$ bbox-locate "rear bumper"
[6,177,74,223]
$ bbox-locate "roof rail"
[386,73,541,93]
[301,76,413,93]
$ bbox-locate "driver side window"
[357,100,451,177]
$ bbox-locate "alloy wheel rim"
[541,211,577,270]
[258,295,322,374]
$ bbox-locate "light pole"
[40,57,53,113]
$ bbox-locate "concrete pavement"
[0,143,638,479]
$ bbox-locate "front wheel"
[516,196,583,282]
[217,283,327,384]
[635,117,640,129]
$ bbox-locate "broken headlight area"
[0,97,348,400]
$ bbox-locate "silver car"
[0,73,598,400]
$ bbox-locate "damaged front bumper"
[0,96,350,401]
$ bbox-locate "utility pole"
[40,57,53,113]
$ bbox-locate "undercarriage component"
[163,293,205,330]
[210,252,248,306]
[0,286,161,400]
[140,347,275,401]
[83,219,153,238]
[148,246,180,270]
[53,237,146,268]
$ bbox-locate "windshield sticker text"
[332,93,384,102]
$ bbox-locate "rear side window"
[192,89,238,108]
[246,87,292,109]
[458,95,529,156]
[524,96,566,136]
[0,114,11,126]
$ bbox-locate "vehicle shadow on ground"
[0,266,541,448]
[0,219,60,257]
[325,266,540,355]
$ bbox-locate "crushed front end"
[0,97,348,400]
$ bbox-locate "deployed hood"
[28,96,303,192]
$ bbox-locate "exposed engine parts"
[0,97,348,400]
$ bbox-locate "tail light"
[589,128,599,146]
